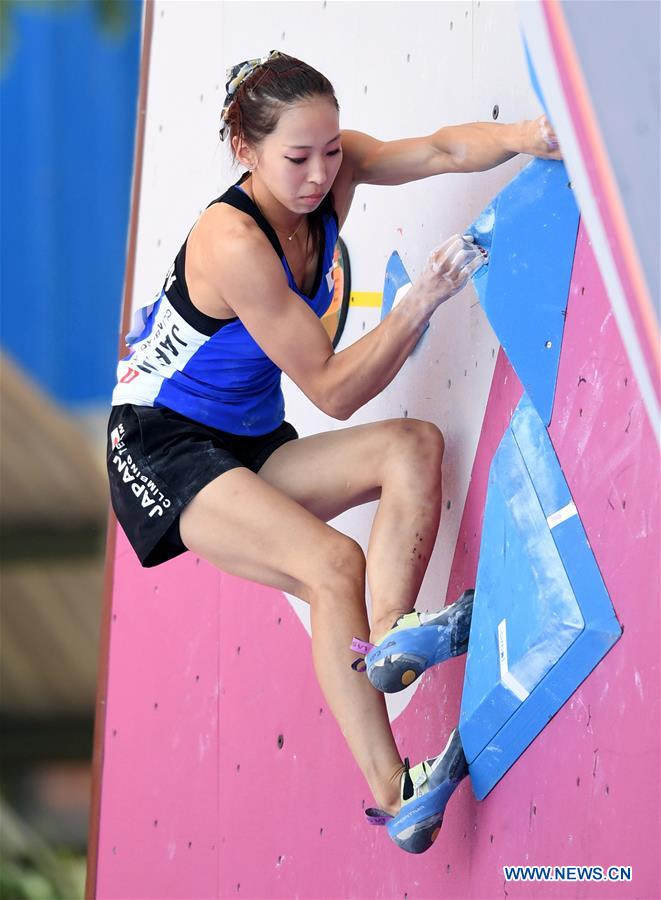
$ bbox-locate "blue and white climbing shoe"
[351,589,474,693]
[364,728,469,854]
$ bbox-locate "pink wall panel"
[96,228,659,898]
[443,222,659,897]
[97,539,222,898]
[97,222,658,897]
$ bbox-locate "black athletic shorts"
[107,404,298,568]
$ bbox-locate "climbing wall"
[88,1,659,897]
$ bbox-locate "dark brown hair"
[223,53,339,156]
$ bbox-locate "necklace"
[286,217,306,242]
[248,181,306,242]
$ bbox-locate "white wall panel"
[131,1,548,713]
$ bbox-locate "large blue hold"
[467,159,580,426]
[380,250,428,355]
[459,396,622,799]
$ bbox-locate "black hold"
[581,286,585,295]
[236,884,240,893]
[605,784,610,795]
[406,53,411,63]
[199,94,204,102]
[576,776,580,787]
[236,764,240,772]
[319,708,324,715]
[579,408,583,417]
[188,841,193,848]
[154,819,158,827]
[320,827,324,836]
[533,805,537,815]
[490,834,494,844]
[154,702,158,710]
[578,376,587,386]
[112,614,117,621]
[624,377,629,387]
[237,646,241,655]
[449,19,453,29]
[364,85,368,94]
[447,501,452,510]
[492,104,499,120]
[447,864,451,873]
[195,675,200,682]
[112,730,117,737]
[277,617,282,625]
[277,734,284,749]
[448,379,452,388]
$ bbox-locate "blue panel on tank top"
[466,159,580,426]
[459,395,622,800]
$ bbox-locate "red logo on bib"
[120,367,140,384]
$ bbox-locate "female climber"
[107,51,561,853]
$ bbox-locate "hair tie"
[219,50,282,141]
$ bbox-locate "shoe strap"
[394,611,422,631]
[404,758,438,795]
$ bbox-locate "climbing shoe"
[364,727,469,854]
[351,589,474,693]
